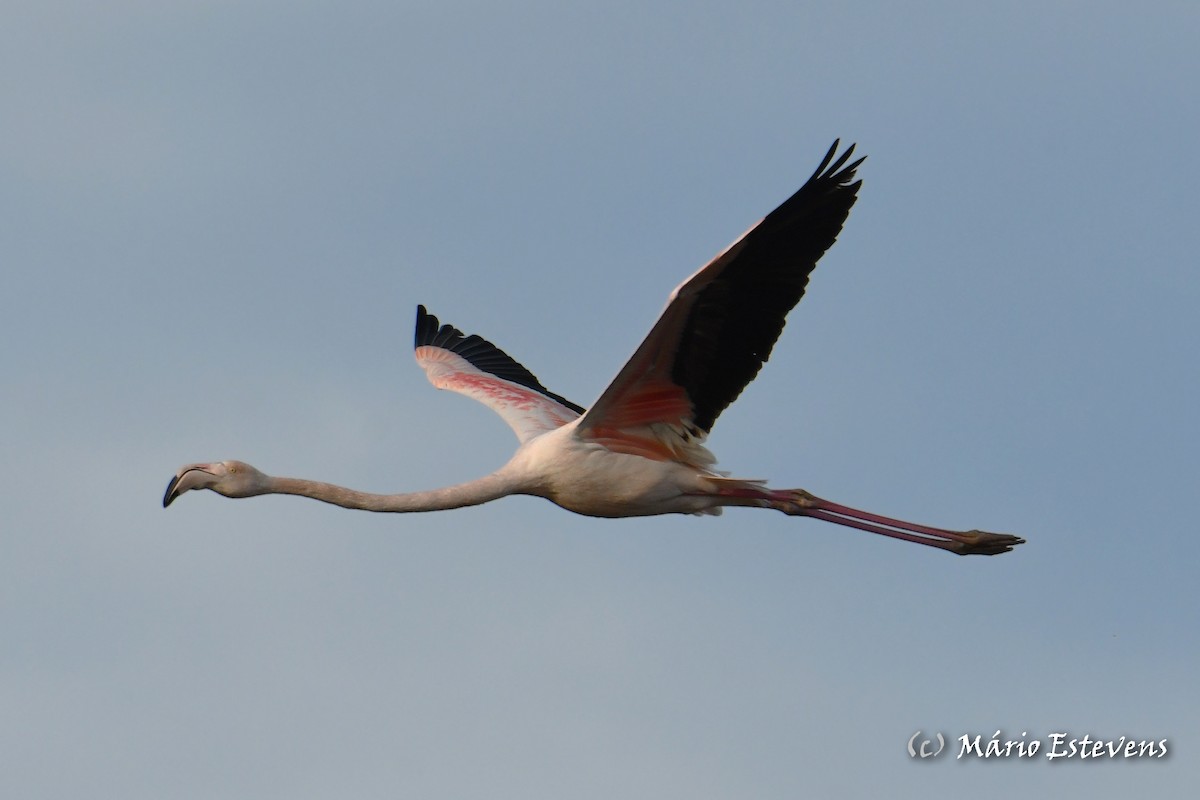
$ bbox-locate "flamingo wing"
[577,141,864,464]
[414,305,584,443]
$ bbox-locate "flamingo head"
[163,461,268,507]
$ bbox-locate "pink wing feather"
[414,306,582,443]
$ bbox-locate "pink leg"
[711,486,1024,556]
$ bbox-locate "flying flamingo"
[164,141,1023,556]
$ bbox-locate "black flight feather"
[672,140,865,433]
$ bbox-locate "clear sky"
[3,1,1197,797]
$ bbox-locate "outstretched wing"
[414,305,583,443]
[577,141,864,464]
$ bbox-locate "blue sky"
[3,1,1197,797]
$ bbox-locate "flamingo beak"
[162,464,218,508]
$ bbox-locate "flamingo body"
[501,423,725,518]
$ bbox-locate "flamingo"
[164,141,1023,556]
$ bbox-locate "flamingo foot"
[943,530,1026,556]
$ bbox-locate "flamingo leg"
[784,490,1024,556]
[707,485,1023,556]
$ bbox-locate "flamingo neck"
[263,471,517,513]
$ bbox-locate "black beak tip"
[163,476,180,508]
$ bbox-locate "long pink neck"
[262,471,517,513]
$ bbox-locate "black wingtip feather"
[819,140,862,176]
[414,305,585,414]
